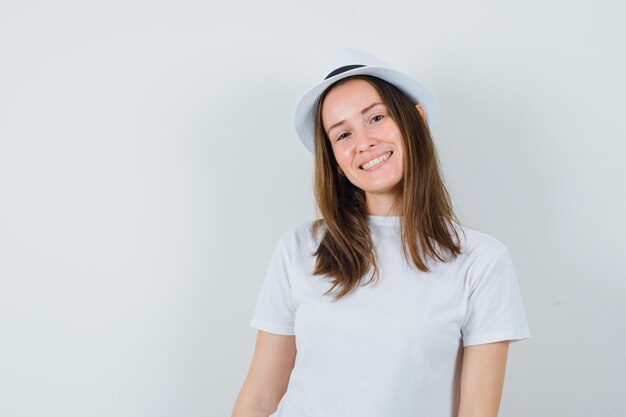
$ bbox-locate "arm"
[231,330,296,417]
[457,340,510,417]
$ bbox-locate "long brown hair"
[310,75,465,301]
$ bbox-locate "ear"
[415,103,426,120]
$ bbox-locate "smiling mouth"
[360,151,392,170]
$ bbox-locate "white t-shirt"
[250,215,530,417]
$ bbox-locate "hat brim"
[293,66,437,153]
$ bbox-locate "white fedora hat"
[293,48,437,154]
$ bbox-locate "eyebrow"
[326,102,385,134]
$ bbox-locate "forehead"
[321,79,383,124]
[322,78,381,107]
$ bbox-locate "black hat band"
[324,64,366,80]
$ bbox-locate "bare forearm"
[231,392,277,417]
[233,331,294,417]
[457,380,505,417]
[231,379,284,417]
[457,341,509,417]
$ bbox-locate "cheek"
[333,148,353,168]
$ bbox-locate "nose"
[354,126,378,152]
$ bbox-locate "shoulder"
[447,224,520,293]
[276,218,324,251]
[453,222,511,262]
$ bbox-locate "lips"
[359,151,393,170]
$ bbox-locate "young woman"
[231,49,530,417]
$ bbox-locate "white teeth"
[361,152,391,170]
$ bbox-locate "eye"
[337,132,350,142]
[370,114,384,123]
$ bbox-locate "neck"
[365,192,402,216]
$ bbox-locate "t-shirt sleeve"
[461,244,531,346]
[249,233,296,336]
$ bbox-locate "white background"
[1,1,625,416]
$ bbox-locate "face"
[321,79,405,202]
